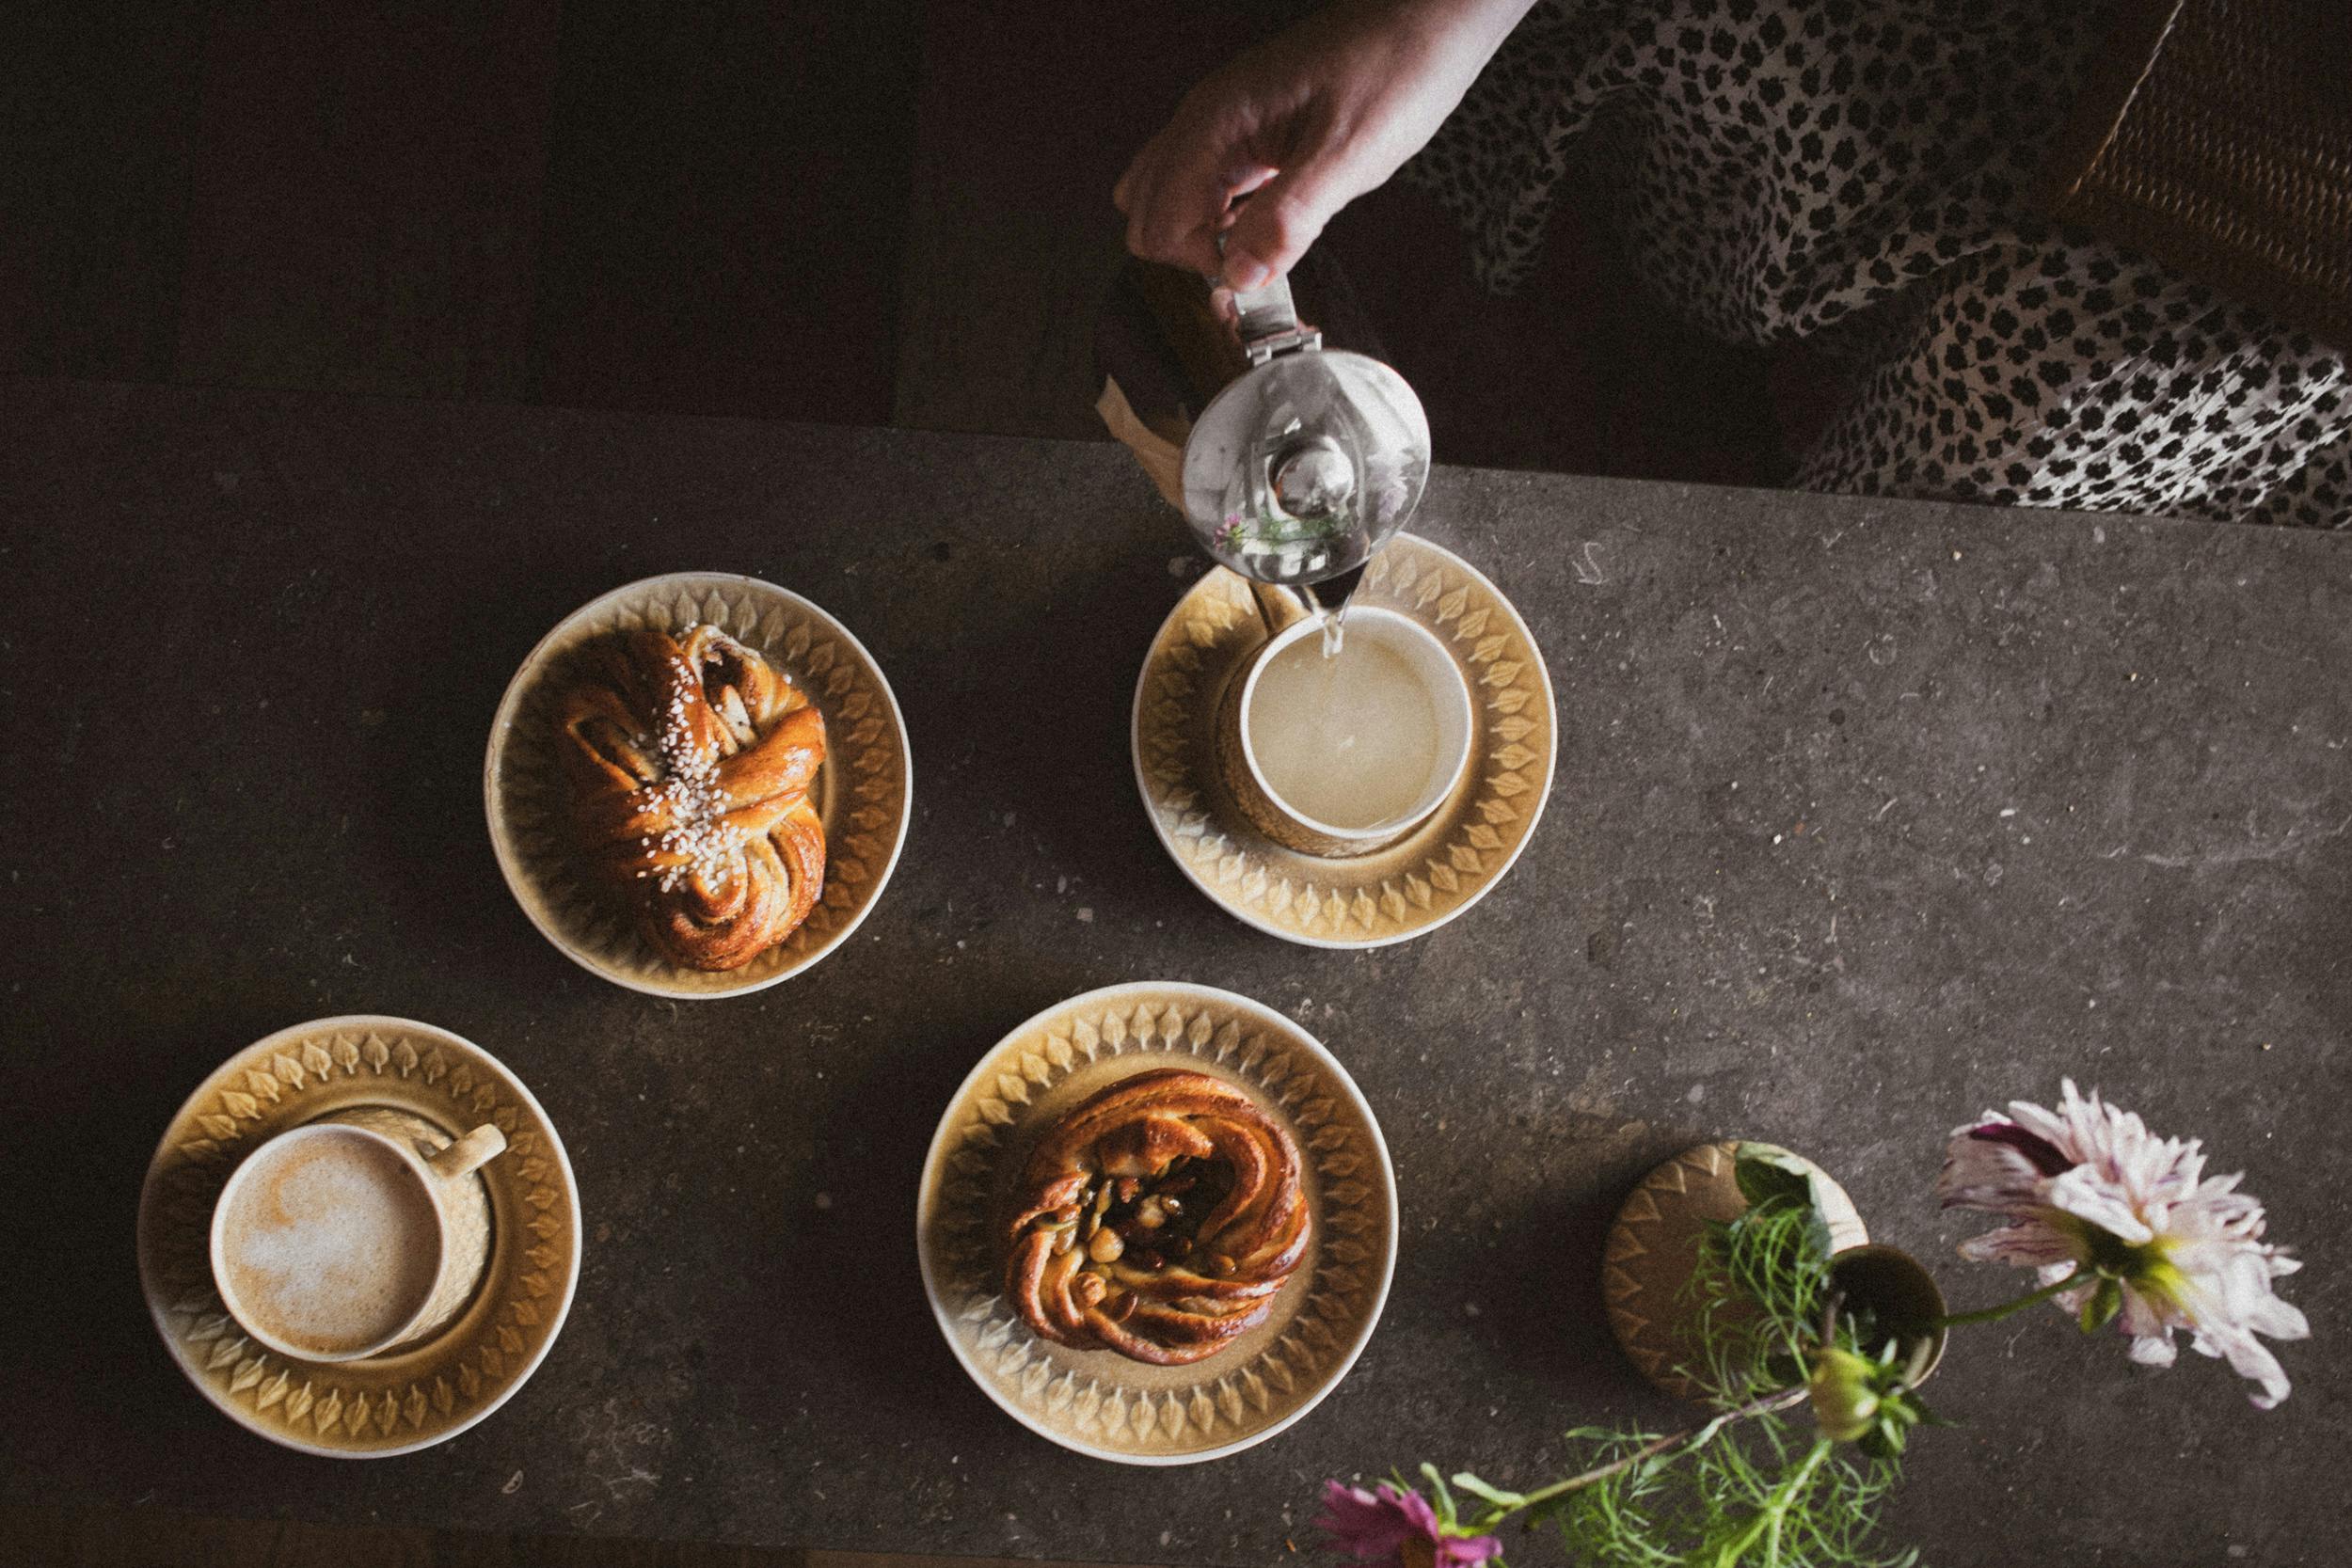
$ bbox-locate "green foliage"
[1733,1146,1836,1265]
[1528,1153,1929,1565]
[1411,1153,1944,1567]
[1688,1154,1842,1402]
[2079,1276,2123,1332]
[1418,1465,1465,1532]
[1538,1420,1916,1568]
[1452,1470,1529,1512]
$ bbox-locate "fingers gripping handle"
[1216,230,1322,364]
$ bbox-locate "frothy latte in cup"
[1247,631,1442,831]
[215,1130,444,1359]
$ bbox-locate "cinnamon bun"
[1006,1069,1310,1366]
[556,624,826,970]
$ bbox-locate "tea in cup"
[1216,603,1473,857]
[210,1111,506,1363]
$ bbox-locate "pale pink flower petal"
[2045,1164,2155,1245]
[2048,1269,2101,1314]
[2188,1324,2293,1410]
[2119,1288,2176,1367]
[1955,1224,2077,1269]
[1941,1079,2306,1407]
[1937,1125,2064,1215]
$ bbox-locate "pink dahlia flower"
[1316,1481,1501,1568]
[1939,1079,2308,1407]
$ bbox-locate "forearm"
[1366,0,1544,59]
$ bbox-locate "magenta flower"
[1316,1481,1502,1567]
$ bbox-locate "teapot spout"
[1245,578,1314,639]
[1304,561,1368,619]
[1244,561,1369,639]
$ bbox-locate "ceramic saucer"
[1602,1141,1868,1399]
[137,1016,581,1457]
[1133,535,1556,948]
[916,981,1397,1465]
[485,571,913,999]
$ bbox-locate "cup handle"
[426,1124,507,1180]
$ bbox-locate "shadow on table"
[1460,1127,1704,1417]
[714,972,1104,1425]
[351,552,609,970]
[880,522,1207,936]
[16,1005,326,1484]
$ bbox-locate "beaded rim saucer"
[485,571,913,999]
[1132,535,1556,948]
[135,1016,581,1458]
[915,982,1398,1465]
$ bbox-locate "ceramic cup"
[1828,1243,1950,1386]
[209,1111,507,1364]
[1215,600,1473,859]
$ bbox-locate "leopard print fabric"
[1404,0,2351,527]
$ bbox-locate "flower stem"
[1932,1265,2088,1328]
[1705,1437,1835,1567]
[1504,1385,1808,1517]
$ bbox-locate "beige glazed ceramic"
[485,571,912,998]
[917,982,1398,1465]
[1134,535,1556,947]
[1602,1141,1868,1399]
[208,1111,506,1363]
[1212,605,1475,859]
[138,1016,581,1457]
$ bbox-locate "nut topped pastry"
[1006,1069,1310,1366]
[557,624,826,971]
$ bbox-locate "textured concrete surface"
[3,380,2345,1565]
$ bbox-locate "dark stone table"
[5,380,2345,1565]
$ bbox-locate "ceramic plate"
[1133,535,1556,948]
[485,572,912,998]
[916,982,1397,1465]
[136,1016,581,1458]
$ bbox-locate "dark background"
[3,0,1792,483]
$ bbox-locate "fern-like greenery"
[1436,1151,1939,1567]
[1535,1417,1909,1568]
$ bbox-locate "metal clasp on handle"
[1216,233,1323,364]
[1230,276,1325,365]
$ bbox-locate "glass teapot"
[1179,268,1431,616]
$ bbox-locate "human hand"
[1114,0,1533,290]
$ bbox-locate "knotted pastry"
[557,624,826,970]
[1006,1069,1310,1366]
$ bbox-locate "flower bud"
[1807,1345,1883,1443]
